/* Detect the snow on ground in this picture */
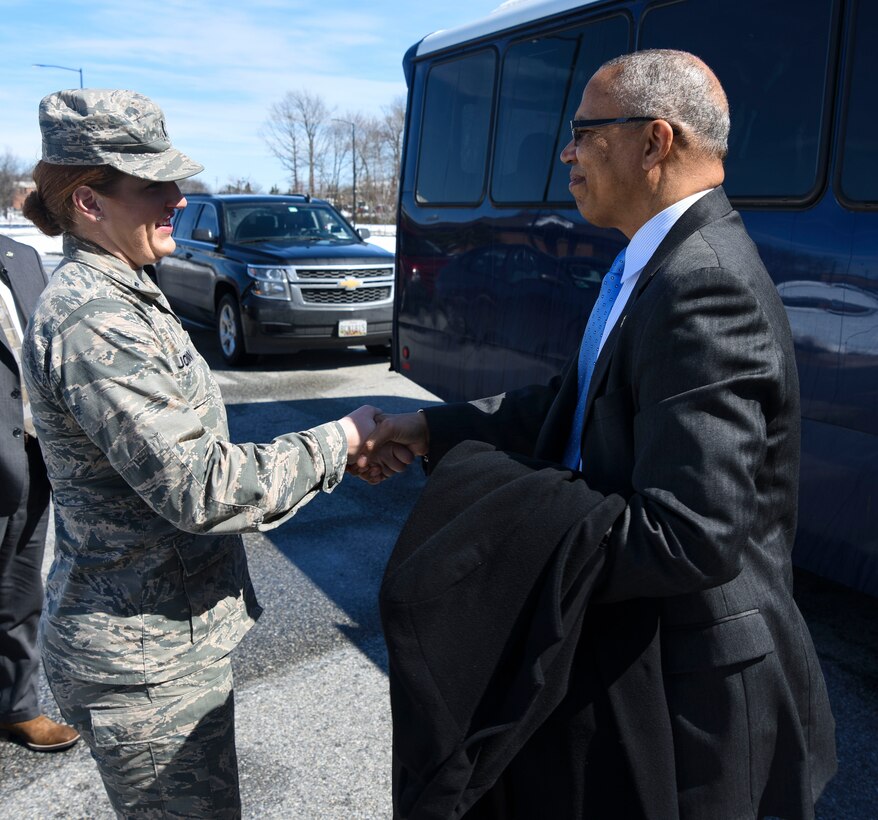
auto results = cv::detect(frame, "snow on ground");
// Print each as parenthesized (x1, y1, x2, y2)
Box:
(1, 216, 63, 261)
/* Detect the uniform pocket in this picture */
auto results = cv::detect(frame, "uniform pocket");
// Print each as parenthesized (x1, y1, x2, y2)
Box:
(177, 536, 247, 644)
(90, 699, 179, 748)
(172, 532, 237, 578)
(88, 659, 237, 814)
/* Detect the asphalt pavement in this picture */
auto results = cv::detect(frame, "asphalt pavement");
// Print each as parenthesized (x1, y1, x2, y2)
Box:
(0, 332, 876, 819)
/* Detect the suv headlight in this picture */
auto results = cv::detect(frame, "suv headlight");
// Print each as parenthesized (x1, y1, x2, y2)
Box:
(247, 265, 292, 300)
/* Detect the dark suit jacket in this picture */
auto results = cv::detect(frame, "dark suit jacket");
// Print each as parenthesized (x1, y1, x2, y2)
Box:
(423, 188, 837, 818)
(0, 234, 50, 515)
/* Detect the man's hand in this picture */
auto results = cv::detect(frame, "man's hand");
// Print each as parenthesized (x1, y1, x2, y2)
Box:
(359, 412, 429, 466)
(345, 411, 430, 484)
(346, 441, 415, 484)
(340, 407, 422, 483)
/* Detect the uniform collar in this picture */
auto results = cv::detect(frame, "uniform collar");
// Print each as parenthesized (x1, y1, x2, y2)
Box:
(63, 233, 164, 300)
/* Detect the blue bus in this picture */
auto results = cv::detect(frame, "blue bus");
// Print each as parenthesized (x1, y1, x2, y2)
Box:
(392, 0, 878, 595)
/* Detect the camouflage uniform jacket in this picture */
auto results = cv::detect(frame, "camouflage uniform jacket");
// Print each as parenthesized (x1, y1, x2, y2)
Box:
(23, 234, 348, 684)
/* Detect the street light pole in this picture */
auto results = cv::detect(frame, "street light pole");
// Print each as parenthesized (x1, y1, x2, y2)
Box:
(332, 118, 356, 226)
(33, 63, 84, 88)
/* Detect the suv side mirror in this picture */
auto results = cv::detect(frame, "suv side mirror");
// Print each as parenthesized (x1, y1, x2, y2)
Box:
(357, 227, 371, 240)
(192, 228, 217, 243)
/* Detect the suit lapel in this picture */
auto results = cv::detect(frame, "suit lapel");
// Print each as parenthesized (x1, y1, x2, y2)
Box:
(583, 188, 735, 415)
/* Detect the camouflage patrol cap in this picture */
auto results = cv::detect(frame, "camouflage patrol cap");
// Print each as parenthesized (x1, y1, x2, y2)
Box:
(39, 89, 204, 181)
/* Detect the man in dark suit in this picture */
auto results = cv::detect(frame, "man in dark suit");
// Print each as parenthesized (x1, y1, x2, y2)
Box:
(362, 49, 836, 817)
(0, 233, 79, 752)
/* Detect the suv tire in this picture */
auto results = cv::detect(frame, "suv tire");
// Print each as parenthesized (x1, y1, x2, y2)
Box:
(216, 294, 252, 366)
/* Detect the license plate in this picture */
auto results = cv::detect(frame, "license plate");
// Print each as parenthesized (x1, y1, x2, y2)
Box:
(339, 319, 367, 337)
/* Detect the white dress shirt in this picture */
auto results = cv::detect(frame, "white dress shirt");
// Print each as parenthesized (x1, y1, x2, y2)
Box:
(0, 275, 26, 342)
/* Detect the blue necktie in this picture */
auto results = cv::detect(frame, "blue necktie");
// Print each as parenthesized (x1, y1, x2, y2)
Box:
(562, 248, 626, 470)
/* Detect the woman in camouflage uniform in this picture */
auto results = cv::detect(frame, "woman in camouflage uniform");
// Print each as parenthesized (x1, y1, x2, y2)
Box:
(20, 89, 401, 819)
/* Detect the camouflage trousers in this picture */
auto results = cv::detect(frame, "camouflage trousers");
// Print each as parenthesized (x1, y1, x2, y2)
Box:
(43, 652, 240, 819)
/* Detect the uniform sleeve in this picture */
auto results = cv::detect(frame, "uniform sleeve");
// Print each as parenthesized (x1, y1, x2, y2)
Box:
(50, 298, 347, 534)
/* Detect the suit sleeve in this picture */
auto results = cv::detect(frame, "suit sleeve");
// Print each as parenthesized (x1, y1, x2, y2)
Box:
(423, 365, 570, 466)
(596, 263, 790, 602)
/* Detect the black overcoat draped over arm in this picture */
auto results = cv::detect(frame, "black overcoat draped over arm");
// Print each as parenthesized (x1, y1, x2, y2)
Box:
(380, 440, 658, 819)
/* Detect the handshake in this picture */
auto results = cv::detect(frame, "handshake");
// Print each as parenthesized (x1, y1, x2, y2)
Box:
(338, 406, 429, 484)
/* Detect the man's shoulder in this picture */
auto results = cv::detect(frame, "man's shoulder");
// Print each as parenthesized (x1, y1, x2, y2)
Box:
(640, 188, 745, 278)
(693, 210, 760, 267)
(651, 233, 762, 308)
(0, 232, 29, 251)
(667, 194, 759, 270)
(0, 233, 41, 265)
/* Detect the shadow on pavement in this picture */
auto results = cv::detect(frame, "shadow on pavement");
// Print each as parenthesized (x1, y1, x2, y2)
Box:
(225, 393, 436, 686)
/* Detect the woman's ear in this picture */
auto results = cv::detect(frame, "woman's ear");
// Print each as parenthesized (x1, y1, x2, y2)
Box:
(72, 185, 104, 223)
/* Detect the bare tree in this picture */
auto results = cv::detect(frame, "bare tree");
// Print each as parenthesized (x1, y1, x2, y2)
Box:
(328, 111, 368, 217)
(179, 177, 211, 194)
(262, 89, 334, 196)
(219, 177, 263, 194)
(354, 112, 382, 217)
(261, 91, 407, 220)
(321, 120, 352, 206)
(348, 98, 406, 219)
(379, 97, 406, 215)
(0, 150, 28, 218)
(381, 97, 406, 191)
(262, 95, 301, 193)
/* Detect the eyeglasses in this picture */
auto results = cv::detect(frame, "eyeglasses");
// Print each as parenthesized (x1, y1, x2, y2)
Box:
(570, 116, 657, 143)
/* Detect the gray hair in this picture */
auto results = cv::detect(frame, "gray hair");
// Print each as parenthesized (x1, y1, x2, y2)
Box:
(601, 49, 730, 160)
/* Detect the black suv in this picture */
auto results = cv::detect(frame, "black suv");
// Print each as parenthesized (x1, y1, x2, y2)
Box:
(155, 194, 395, 364)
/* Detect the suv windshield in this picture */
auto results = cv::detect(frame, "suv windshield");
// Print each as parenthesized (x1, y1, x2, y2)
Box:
(225, 203, 359, 245)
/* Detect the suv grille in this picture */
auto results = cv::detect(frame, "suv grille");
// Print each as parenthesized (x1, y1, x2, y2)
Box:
(302, 287, 392, 304)
(295, 266, 392, 280)
(291, 263, 394, 306)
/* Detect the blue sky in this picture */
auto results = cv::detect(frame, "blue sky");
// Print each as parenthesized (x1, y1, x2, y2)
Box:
(2, 0, 502, 192)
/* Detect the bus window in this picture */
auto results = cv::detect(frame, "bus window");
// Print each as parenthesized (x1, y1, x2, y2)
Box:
(839, 0, 878, 204)
(492, 36, 578, 203)
(415, 50, 496, 205)
(495, 16, 631, 205)
(640, 0, 837, 200)
(546, 15, 631, 202)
